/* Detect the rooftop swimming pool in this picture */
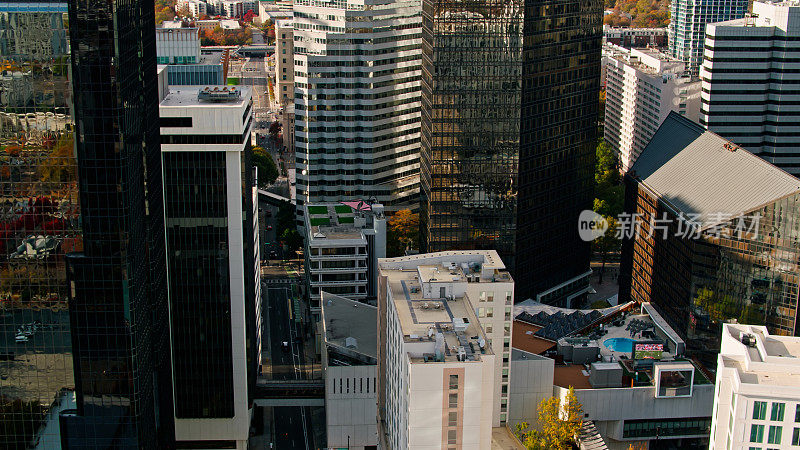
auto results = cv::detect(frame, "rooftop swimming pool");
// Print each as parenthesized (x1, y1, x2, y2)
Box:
(604, 337, 635, 353)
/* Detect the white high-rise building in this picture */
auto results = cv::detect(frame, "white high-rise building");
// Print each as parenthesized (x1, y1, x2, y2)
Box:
(603, 44, 701, 173)
(158, 73, 261, 449)
(710, 324, 800, 450)
(177, 0, 208, 18)
(292, 0, 422, 212)
(377, 251, 514, 449)
(700, 1, 800, 176)
(668, 0, 748, 78)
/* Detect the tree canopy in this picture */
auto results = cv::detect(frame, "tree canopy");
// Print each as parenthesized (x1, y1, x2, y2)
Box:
(386, 209, 419, 257)
(252, 146, 279, 188)
(515, 387, 584, 450)
(604, 0, 670, 28)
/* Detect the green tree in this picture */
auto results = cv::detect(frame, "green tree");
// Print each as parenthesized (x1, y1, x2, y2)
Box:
(386, 209, 419, 257)
(592, 216, 619, 283)
(252, 146, 279, 187)
(281, 227, 303, 253)
(516, 387, 584, 450)
(594, 140, 624, 218)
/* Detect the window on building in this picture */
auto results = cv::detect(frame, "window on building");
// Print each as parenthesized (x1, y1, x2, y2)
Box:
(449, 374, 458, 390)
(768, 426, 782, 444)
(449, 393, 457, 408)
(754, 401, 767, 420)
(505, 291, 512, 304)
(792, 427, 800, 445)
(485, 325, 492, 334)
(448, 412, 457, 427)
(795, 404, 800, 422)
(772, 403, 786, 421)
(486, 307, 493, 318)
(479, 291, 486, 302)
(751, 424, 765, 443)
(447, 430, 456, 445)
(478, 307, 485, 318)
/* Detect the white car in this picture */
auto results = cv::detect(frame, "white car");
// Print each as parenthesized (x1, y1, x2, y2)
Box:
(15, 335, 29, 342)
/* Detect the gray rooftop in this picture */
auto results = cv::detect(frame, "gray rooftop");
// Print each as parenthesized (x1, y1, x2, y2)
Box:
(630, 112, 800, 228)
(321, 292, 377, 360)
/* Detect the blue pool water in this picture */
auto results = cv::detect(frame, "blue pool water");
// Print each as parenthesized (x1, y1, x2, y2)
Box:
(604, 337, 635, 353)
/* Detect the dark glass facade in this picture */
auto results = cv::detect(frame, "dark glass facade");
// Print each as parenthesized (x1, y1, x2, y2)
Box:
(0, 2, 79, 447)
(59, 0, 175, 447)
(515, 1, 601, 302)
(419, 0, 523, 264)
(164, 151, 234, 418)
(420, 0, 602, 303)
(620, 178, 800, 369)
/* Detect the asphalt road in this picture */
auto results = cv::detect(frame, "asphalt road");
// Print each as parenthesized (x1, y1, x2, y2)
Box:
(263, 283, 312, 449)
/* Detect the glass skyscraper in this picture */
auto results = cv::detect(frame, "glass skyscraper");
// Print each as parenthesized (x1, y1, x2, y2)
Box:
(668, 0, 748, 78)
(58, 0, 175, 447)
(420, 0, 602, 303)
(0, 2, 79, 447)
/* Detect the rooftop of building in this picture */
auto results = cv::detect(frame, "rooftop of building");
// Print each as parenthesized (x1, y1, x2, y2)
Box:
(159, 85, 251, 108)
(156, 27, 199, 36)
(603, 43, 686, 76)
(629, 112, 800, 229)
(720, 324, 800, 386)
(305, 202, 384, 243)
(380, 250, 512, 283)
(381, 252, 505, 363)
(512, 301, 707, 389)
(320, 292, 377, 360)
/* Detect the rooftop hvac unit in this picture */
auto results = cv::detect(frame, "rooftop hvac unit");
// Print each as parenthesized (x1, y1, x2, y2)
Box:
(457, 346, 467, 361)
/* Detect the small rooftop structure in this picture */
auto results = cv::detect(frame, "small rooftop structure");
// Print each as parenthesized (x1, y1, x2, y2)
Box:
(198, 85, 241, 102)
(720, 323, 800, 387)
(159, 85, 250, 107)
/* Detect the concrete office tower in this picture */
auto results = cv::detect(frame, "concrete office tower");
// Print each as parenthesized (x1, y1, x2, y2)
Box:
(420, 0, 602, 305)
(321, 292, 379, 450)
(0, 2, 79, 447)
(303, 202, 386, 313)
(701, 1, 800, 176)
(668, 0, 748, 78)
(711, 324, 800, 449)
(603, 45, 701, 173)
(292, 0, 422, 212)
(619, 112, 800, 370)
(59, 0, 176, 446)
(275, 17, 294, 107)
(159, 81, 261, 449)
(377, 251, 514, 448)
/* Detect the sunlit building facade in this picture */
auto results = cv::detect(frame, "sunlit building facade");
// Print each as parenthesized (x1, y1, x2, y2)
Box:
(620, 113, 800, 370)
(0, 2, 79, 447)
(420, 0, 602, 303)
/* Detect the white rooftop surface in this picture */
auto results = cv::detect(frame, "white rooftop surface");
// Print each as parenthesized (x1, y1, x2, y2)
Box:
(380, 250, 512, 284)
(720, 324, 800, 387)
(321, 292, 377, 359)
(160, 85, 251, 108)
(382, 265, 494, 363)
(630, 112, 800, 228)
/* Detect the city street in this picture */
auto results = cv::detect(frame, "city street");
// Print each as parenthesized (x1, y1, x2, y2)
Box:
(260, 280, 315, 449)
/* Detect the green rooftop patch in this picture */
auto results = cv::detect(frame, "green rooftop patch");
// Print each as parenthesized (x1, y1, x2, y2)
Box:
(334, 205, 352, 214)
(310, 217, 330, 226)
(307, 206, 328, 215)
(338, 216, 354, 224)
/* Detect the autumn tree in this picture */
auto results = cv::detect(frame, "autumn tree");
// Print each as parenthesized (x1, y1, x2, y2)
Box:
(386, 209, 419, 257)
(268, 121, 282, 145)
(515, 387, 584, 450)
